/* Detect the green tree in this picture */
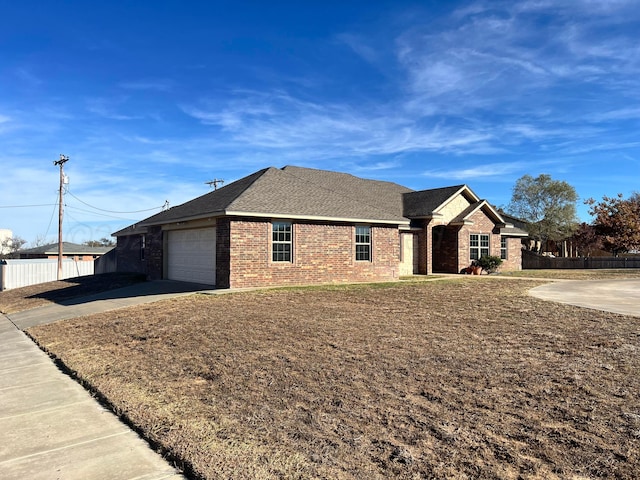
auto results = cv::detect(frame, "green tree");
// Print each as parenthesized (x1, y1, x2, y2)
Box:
(507, 174, 579, 252)
(586, 193, 640, 256)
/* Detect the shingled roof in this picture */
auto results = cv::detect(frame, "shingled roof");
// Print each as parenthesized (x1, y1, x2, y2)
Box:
(126, 166, 412, 230)
(18, 242, 113, 255)
(114, 166, 527, 236)
(403, 185, 474, 218)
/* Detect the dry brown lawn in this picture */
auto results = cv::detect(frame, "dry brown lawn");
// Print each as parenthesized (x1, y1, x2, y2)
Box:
(25, 274, 640, 479)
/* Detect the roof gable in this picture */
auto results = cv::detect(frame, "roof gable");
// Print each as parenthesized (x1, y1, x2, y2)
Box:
(403, 185, 479, 218)
(449, 200, 505, 225)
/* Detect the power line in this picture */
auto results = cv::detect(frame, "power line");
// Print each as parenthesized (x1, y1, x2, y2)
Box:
(0, 203, 57, 208)
(65, 190, 166, 214)
(65, 204, 144, 221)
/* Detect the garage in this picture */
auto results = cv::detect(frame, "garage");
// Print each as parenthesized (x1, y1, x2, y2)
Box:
(167, 228, 216, 285)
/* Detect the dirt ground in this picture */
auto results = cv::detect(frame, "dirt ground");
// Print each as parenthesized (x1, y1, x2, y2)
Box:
(26, 275, 640, 479)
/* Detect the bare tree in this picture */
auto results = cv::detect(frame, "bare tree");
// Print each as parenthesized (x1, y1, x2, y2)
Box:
(0, 236, 27, 259)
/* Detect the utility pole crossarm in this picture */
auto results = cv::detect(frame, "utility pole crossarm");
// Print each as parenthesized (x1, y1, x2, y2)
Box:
(205, 178, 225, 190)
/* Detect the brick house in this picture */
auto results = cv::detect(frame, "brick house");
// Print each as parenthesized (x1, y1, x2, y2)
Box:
(113, 166, 527, 288)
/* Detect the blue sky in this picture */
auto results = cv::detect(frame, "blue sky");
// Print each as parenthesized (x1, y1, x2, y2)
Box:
(1, 0, 639, 245)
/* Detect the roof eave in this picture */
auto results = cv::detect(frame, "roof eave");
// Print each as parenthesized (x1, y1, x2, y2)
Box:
(225, 210, 410, 226)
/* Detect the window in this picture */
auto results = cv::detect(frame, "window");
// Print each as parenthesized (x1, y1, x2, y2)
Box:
(272, 222, 292, 262)
(500, 237, 508, 260)
(140, 235, 146, 261)
(355, 226, 371, 261)
(470, 234, 489, 260)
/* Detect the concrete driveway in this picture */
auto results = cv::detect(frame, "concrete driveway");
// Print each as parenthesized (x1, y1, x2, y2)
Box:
(530, 279, 640, 317)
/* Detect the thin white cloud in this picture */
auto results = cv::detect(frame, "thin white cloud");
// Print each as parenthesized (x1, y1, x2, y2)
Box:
(86, 98, 142, 121)
(423, 161, 527, 180)
(119, 80, 174, 92)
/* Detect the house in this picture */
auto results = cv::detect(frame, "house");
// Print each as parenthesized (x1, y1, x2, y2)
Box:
(113, 166, 527, 288)
(18, 242, 113, 261)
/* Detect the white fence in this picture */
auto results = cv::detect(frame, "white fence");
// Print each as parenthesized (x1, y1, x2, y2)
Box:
(0, 259, 95, 291)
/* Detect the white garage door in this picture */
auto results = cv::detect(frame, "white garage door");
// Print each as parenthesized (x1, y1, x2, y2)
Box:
(167, 228, 216, 285)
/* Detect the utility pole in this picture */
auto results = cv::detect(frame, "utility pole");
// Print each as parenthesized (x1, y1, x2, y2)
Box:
(54, 154, 69, 280)
(205, 179, 224, 190)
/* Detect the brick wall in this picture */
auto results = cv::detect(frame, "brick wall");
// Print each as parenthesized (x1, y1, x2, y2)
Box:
(501, 237, 523, 271)
(115, 234, 146, 275)
(458, 210, 522, 272)
(228, 219, 400, 288)
(115, 227, 163, 280)
(215, 218, 231, 288)
(145, 226, 163, 280)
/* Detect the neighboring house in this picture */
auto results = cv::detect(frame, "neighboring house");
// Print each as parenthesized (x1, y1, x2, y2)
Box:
(18, 242, 113, 261)
(113, 166, 527, 288)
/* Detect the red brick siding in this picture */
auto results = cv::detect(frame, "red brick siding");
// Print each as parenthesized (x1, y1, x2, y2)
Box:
(228, 219, 400, 288)
(215, 219, 231, 289)
(500, 237, 523, 271)
(115, 235, 146, 276)
(145, 226, 164, 280)
(457, 210, 522, 272)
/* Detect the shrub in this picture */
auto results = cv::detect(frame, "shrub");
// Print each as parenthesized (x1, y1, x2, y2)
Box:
(477, 255, 503, 273)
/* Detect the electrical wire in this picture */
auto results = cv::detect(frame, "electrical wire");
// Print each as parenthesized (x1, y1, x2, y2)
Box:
(0, 203, 57, 208)
(43, 193, 60, 241)
(65, 190, 166, 214)
(65, 204, 142, 221)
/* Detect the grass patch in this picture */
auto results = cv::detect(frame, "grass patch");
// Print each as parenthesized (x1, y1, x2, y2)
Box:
(27, 278, 640, 479)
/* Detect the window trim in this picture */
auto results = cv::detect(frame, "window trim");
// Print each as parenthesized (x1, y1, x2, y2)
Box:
(470, 233, 490, 261)
(355, 225, 372, 262)
(500, 237, 508, 260)
(271, 221, 293, 263)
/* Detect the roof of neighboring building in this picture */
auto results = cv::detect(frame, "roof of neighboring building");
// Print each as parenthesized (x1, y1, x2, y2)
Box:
(18, 242, 113, 255)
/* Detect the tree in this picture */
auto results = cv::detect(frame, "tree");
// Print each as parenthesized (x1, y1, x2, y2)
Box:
(83, 238, 115, 247)
(569, 222, 603, 257)
(0, 235, 27, 259)
(586, 193, 640, 256)
(507, 174, 579, 252)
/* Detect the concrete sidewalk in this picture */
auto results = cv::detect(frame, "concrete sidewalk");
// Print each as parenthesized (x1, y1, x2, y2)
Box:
(0, 281, 209, 480)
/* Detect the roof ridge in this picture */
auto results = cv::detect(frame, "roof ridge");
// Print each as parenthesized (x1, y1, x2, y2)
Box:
(279, 166, 410, 219)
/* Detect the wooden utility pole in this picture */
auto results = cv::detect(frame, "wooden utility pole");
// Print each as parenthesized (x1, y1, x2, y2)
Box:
(54, 154, 69, 280)
(205, 179, 224, 190)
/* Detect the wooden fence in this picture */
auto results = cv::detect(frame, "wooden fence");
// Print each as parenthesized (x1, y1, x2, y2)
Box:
(523, 250, 640, 269)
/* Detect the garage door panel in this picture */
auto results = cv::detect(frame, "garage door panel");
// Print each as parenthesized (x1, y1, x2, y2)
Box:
(167, 228, 216, 285)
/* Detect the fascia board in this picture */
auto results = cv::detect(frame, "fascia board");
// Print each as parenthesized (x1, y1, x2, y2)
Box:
(225, 210, 410, 226)
(140, 210, 410, 227)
